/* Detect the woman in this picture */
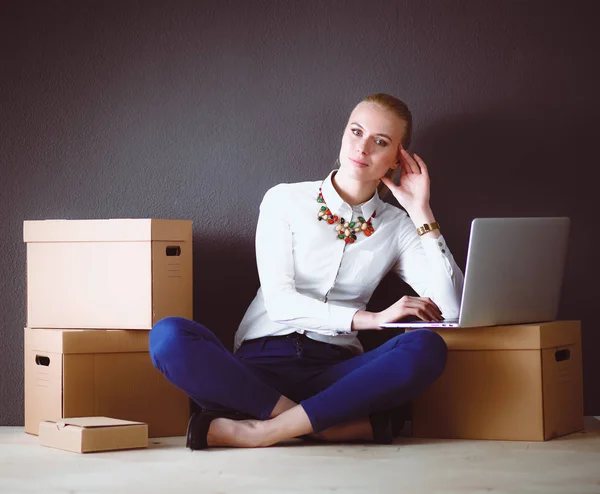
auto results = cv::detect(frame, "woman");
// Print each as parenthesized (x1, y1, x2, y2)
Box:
(149, 93, 464, 449)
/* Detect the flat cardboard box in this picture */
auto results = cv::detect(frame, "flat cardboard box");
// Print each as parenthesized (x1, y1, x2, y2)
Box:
(411, 320, 584, 441)
(24, 218, 193, 329)
(39, 417, 148, 453)
(25, 327, 190, 437)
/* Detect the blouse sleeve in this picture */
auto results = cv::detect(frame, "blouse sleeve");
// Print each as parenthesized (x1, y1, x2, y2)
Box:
(391, 214, 464, 319)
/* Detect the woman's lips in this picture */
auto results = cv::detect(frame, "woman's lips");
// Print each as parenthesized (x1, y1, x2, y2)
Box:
(350, 158, 368, 168)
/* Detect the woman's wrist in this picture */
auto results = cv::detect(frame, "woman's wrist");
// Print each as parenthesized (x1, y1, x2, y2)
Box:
(407, 204, 441, 239)
(351, 310, 380, 331)
(406, 203, 435, 227)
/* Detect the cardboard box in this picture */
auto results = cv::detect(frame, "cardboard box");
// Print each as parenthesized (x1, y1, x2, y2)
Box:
(411, 321, 584, 441)
(39, 417, 148, 453)
(24, 218, 193, 329)
(25, 327, 190, 437)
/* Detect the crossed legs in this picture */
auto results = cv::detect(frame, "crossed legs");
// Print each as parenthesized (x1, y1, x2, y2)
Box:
(149, 317, 446, 447)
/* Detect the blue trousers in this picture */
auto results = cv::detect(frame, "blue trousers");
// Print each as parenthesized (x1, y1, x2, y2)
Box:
(149, 317, 447, 433)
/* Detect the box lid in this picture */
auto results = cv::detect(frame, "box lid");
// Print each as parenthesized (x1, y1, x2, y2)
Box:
(23, 219, 192, 242)
(25, 327, 149, 354)
(423, 321, 581, 350)
(50, 417, 146, 428)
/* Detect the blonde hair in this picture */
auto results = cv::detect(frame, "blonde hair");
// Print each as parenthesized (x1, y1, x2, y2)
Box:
(361, 93, 413, 197)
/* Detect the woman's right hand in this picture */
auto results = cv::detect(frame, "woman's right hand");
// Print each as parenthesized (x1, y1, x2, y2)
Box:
(377, 296, 443, 325)
(351, 296, 444, 331)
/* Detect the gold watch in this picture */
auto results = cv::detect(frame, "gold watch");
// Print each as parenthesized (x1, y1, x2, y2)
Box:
(416, 221, 440, 236)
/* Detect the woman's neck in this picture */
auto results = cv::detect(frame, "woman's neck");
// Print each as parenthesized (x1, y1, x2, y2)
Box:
(331, 171, 377, 206)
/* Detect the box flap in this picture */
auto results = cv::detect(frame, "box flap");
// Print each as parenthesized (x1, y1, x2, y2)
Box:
(25, 327, 149, 354)
(420, 321, 581, 350)
(24, 219, 192, 242)
(47, 417, 146, 429)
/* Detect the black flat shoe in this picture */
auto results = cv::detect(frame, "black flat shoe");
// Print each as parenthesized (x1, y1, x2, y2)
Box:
(369, 410, 394, 444)
(186, 409, 254, 450)
(369, 404, 411, 444)
(390, 404, 410, 437)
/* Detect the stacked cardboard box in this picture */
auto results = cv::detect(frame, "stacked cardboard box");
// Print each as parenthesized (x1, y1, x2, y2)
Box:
(23, 219, 193, 438)
(410, 321, 585, 441)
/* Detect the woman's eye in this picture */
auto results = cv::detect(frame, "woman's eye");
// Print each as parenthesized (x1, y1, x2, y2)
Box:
(351, 128, 362, 136)
(375, 139, 388, 147)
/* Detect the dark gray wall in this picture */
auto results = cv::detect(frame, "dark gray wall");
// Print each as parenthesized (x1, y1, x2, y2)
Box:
(2, 0, 598, 425)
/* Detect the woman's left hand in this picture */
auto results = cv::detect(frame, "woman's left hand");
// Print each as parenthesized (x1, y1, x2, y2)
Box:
(380, 146, 431, 213)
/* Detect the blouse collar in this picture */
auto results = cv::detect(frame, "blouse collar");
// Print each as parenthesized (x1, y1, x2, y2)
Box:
(320, 169, 381, 221)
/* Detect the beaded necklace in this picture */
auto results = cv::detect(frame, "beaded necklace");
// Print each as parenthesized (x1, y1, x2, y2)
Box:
(316, 188, 376, 244)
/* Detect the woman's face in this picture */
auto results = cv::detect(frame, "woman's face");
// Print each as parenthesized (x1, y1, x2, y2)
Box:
(338, 102, 406, 184)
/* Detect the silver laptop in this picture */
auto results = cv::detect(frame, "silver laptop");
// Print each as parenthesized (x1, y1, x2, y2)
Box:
(379, 217, 570, 329)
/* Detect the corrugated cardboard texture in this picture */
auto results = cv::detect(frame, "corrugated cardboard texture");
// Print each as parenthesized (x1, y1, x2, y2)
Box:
(542, 344, 585, 440)
(25, 328, 190, 437)
(152, 240, 193, 323)
(62, 353, 189, 437)
(25, 327, 150, 354)
(24, 219, 192, 242)
(412, 321, 584, 441)
(79, 425, 147, 453)
(151, 220, 193, 243)
(24, 349, 62, 438)
(25, 218, 193, 329)
(413, 350, 545, 440)
(27, 241, 153, 329)
(423, 321, 581, 351)
(39, 417, 148, 453)
(39, 420, 88, 453)
(56, 417, 145, 427)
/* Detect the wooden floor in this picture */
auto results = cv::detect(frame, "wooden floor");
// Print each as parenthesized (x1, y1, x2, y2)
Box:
(1, 418, 599, 494)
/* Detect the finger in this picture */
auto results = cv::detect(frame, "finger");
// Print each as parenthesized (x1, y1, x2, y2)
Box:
(426, 303, 443, 321)
(400, 149, 418, 174)
(415, 299, 443, 321)
(413, 153, 429, 179)
(400, 148, 420, 174)
(424, 297, 442, 314)
(395, 146, 408, 177)
(399, 163, 408, 178)
(423, 306, 442, 322)
(415, 308, 434, 322)
(406, 301, 440, 322)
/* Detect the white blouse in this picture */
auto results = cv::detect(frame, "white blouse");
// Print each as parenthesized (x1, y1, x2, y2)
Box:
(233, 170, 464, 355)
